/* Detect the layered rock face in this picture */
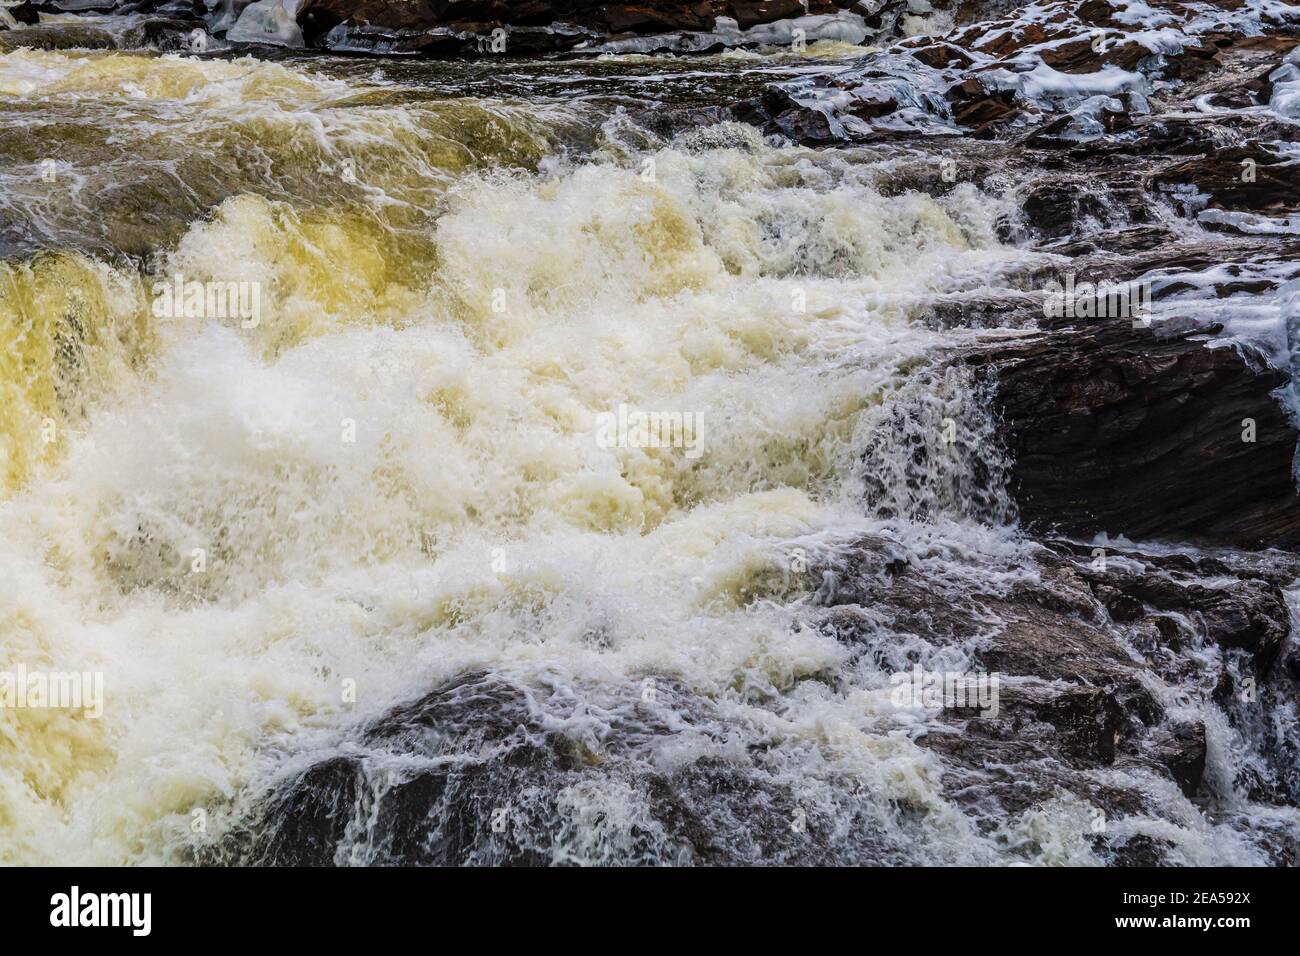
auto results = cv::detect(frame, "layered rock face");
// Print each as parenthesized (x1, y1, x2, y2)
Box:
(974, 319, 1300, 549)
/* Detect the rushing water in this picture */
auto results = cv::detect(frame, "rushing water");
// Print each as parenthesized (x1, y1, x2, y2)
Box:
(0, 16, 1294, 865)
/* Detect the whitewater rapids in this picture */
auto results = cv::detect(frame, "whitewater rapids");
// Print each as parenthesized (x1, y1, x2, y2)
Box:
(0, 36, 1288, 865)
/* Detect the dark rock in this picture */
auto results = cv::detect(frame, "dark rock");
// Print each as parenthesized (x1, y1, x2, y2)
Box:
(207, 670, 905, 865)
(131, 16, 210, 49)
(1157, 144, 1300, 216)
(1194, 581, 1291, 671)
(292, 0, 864, 52)
(1019, 179, 1127, 238)
(969, 319, 1300, 549)
(724, 0, 807, 28)
(1097, 586, 1144, 623)
(815, 529, 1300, 849)
(209, 672, 577, 865)
(6, 1, 41, 23)
(1149, 721, 1207, 797)
(1107, 833, 1178, 866)
(29, 0, 118, 11)
(948, 80, 1020, 132)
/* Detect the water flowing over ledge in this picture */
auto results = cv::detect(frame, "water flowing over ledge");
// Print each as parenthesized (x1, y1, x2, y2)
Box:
(1, 0, 1299, 866)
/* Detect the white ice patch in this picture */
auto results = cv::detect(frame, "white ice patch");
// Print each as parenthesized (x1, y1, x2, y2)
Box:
(984, 60, 1149, 112)
(1268, 47, 1300, 118)
(1198, 208, 1300, 235)
(594, 12, 869, 54)
(226, 0, 304, 49)
(1058, 94, 1127, 140)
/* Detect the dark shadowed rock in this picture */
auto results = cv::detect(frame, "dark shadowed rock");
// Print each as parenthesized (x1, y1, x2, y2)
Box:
(5, 1, 41, 23)
(969, 319, 1300, 549)
(1149, 721, 1207, 797)
(206, 671, 905, 865)
(1157, 144, 1300, 216)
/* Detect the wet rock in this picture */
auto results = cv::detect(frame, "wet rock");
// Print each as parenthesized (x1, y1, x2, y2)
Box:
(724, 0, 808, 28)
(4, 1, 41, 23)
(743, 49, 961, 143)
(131, 16, 211, 48)
(1001, 682, 1127, 765)
(1193, 581, 1291, 670)
(208, 670, 903, 865)
(744, 0, 1300, 143)
(949, 86, 1020, 132)
(1095, 586, 1144, 623)
(210, 672, 576, 865)
(1107, 833, 1178, 866)
(231, 756, 363, 866)
(818, 532, 1300, 860)
(1051, 537, 1300, 693)
(289, 0, 870, 53)
(969, 319, 1300, 549)
(29, 0, 118, 11)
(1017, 177, 1140, 238)
(1157, 144, 1300, 216)
(1148, 721, 1207, 797)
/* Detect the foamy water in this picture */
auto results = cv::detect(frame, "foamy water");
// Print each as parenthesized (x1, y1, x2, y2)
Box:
(0, 39, 1293, 865)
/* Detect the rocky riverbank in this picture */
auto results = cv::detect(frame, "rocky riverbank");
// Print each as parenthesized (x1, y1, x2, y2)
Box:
(15, 0, 942, 52)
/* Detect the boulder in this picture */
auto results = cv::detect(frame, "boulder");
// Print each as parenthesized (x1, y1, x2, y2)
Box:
(970, 319, 1300, 549)
(3, 1, 41, 23)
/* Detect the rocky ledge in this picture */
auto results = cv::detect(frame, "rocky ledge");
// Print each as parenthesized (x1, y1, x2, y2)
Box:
(733, 0, 1300, 548)
(973, 317, 1300, 549)
(742, 0, 1300, 142)
(18, 0, 949, 53)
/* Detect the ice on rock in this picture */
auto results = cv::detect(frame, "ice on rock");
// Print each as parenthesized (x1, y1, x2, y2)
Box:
(1283, 278, 1300, 429)
(205, 0, 247, 34)
(596, 12, 869, 54)
(1059, 94, 1128, 140)
(226, 0, 305, 48)
(986, 60, 1149, 112)
(1268, 46, 1300, 118)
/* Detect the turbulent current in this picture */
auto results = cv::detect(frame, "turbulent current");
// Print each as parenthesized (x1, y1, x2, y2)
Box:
(1, 12, 1297, 866)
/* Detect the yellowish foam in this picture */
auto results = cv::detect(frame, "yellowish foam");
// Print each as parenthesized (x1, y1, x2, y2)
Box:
(0, 49, 1029, 863)
(0, 254, 149, 491)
